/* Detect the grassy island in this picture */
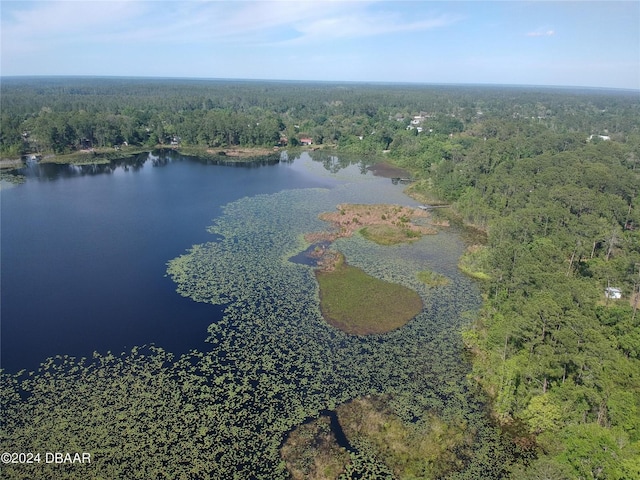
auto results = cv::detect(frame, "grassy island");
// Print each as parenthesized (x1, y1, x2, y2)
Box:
(315, 254, 423, 335)
(307, 204, 431, 335)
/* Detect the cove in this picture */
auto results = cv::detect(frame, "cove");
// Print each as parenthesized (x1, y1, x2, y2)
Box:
(0, 150, 337, 372)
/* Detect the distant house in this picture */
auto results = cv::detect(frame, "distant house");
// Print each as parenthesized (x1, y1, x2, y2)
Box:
(23, 154, 41, 163)
(605, 287, 622, 299)
(299, 137, 313, 146)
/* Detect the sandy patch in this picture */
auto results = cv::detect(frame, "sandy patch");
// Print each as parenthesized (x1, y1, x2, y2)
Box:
(305, 203, 436, 244)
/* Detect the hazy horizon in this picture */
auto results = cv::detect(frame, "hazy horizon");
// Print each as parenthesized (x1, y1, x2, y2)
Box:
(3, 74, 639, 94)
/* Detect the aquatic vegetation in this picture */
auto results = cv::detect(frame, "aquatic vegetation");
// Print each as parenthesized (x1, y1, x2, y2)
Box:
(336, 395, 475, 479)
(281, 415, 350, 480)
(316, 253, 423, 335)
(416, 269, 451, 287)
(338, 450, 396, 480)
(1, 164, 514, 479)
(0, 172, 25, 188)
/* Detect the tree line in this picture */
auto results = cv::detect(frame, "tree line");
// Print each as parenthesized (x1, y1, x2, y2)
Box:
(2, 77, 638, 158)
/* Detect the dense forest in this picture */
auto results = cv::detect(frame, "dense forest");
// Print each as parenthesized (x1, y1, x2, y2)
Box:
(418, 117, 640, 479)
(390, 91, 640, 478)
(1, 77, 638, 156)
(2, 77, 640, 478)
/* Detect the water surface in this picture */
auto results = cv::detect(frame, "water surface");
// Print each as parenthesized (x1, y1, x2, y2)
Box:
(1, 151, 338, 372)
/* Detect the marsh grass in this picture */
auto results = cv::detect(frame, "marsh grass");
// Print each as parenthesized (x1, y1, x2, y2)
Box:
(281, 415, 350, 480)
(360, 224, 422, 246)
(336, 395, 474, 479)
(416, 269, 451, 287)
(457, 245, 491, 281)
(315, 254, 423, 335)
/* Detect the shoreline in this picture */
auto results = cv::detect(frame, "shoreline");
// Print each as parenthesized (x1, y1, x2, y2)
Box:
(0, 145, 296, 169)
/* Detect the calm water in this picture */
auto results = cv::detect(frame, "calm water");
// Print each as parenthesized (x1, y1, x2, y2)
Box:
(1, 150, 346, 372)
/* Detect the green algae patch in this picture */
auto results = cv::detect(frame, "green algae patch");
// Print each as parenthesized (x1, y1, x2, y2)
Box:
(315, 254, 423, 335)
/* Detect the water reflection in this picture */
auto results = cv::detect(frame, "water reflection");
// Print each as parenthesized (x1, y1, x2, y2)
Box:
(10, 148, 406, 185)
(13, 152, 150, 180)
(307, 149, 376, 174)
(9, 149, 285, 181)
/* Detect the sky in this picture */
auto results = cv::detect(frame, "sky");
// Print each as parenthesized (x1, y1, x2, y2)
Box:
(1, 1, 638, 90)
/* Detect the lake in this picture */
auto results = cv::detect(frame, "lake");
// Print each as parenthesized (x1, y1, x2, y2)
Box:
(1, 151, 350, 372)
(1, 150, 408, 373)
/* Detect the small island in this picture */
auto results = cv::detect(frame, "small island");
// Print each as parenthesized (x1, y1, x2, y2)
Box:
(306, 203, 437, 335)
(306, 203, 437, 245)
(315, 253, 423, 335)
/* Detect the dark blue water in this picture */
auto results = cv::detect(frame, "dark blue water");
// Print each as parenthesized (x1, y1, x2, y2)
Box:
(1, 150, 336, 372)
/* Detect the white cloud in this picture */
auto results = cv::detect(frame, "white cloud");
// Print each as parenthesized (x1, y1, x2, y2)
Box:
(2, 1, 458, 51)
(289, 11, 458, 43)
(526, 28, 555, 37)
(1, 1, 149, 53)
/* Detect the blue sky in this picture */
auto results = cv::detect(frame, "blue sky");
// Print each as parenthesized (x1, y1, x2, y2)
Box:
(1, 1, 638, 89)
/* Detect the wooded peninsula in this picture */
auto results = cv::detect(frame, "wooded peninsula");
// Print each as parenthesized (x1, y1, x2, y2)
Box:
(1, 77, 639, 479)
